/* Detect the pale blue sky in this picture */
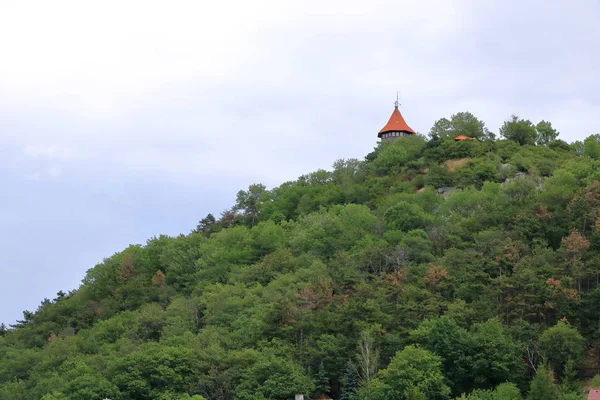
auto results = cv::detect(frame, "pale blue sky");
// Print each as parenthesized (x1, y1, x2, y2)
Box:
(1, 0, 599, 324)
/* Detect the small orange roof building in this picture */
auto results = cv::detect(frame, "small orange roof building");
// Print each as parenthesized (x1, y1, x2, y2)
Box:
(378, 96, 415, 141)
(455, 135, 476, 141)
(589, 389, 600, 400)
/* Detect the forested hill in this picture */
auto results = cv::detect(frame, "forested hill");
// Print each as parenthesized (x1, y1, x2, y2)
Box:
(3, 113, 600, 400)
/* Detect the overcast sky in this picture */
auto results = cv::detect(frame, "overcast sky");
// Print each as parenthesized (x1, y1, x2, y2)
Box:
(0, 0, 599, 325)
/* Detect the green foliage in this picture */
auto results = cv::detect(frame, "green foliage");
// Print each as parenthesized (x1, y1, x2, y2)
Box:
(539, 322, 586, 376)
(560, 393, 583, 400)
(500, 115, 537, 146)
(536, 120, 559, 145)
(340, 362, 360, 400)
(441, 139, 488, 159)
(453, 158, 499, 188)
(111, 343, 195, 399)
(1, 113, 598, 399)
(527, 364, 560, 400)
(411, 317, 521, 396)
(489, 383, 522, 400)
(459, 382, 521, 400)
(371, 135, 426, 175)
(234, 183, 268, 227)
(549, 139, 571, 151)
(429, 111, 490, 140)
(425, 165, 453, 188)
(232, 347, 314, 400)
(538, 169, 577, 211)
(470, 319, 523, 388)
(584, 134, 600, 160)
(360, 345, 450, 400)
(560, 359, 581, 395)
(384, 201, 432, 232)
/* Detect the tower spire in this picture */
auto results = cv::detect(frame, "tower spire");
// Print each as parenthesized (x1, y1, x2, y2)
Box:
(378, 92, 414, 141)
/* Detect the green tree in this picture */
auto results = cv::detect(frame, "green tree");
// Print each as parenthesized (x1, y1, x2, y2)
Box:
(196, 213, 217, 236)
(560, 359, 581, 395)
(535, 120, 559, 145)
(354, 331, 380, 385)
(500, 115, 537, 146)
(453, 158, 499, 188)
(234, 183, 268, 226)
(362, 345, 450, 400)
(410, 316, 473, 395)
(0, 381, 28, 400)
(527, 364, 560, 400)
(111, 343, 196, 399)
(425, 165, 453, 188)
(340, 362, 360, 400)
(539, 322, 586, 376)
(461, 382, 522, 400)
(470, 319, 523, 389)
(429, 111, 490, 140)
(384, 201, 431, 232)
(316, 360, 331, 395)
(549, 139, 571, 151)
(583, 134, 600, 160)
(61, 373, 120, 400)
(492, 383, 522, 400)
(370, 135, 426, 175)
(232, 348, 314, 400)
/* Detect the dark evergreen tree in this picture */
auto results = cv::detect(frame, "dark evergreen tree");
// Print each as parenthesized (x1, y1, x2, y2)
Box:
(339, 362, 359, 400)
(196, 213, 217, 236)
(315, 360, 331, 395)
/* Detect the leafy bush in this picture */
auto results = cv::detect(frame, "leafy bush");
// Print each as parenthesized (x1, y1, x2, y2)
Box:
(454, 158, 499, 188)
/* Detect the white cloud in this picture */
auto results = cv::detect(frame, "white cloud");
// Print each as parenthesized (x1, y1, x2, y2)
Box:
(24, 172, 41, 181)
(0, 0, 481, 182)
(23, 145, 74, 161)
(0, 0, 262, 114)
(0, 0, 468, 115)
(48, 166, 63, 178)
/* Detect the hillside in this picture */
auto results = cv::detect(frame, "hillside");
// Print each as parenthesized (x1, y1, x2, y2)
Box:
(2, 113, 600, 400)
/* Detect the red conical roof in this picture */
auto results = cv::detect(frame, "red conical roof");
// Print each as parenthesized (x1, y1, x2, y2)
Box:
(378, 106, 415, 138)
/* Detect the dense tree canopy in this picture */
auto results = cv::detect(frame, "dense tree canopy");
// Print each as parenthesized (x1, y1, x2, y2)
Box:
(535, 121, 560, 145)
(500, 115, 538, 146)
(584, 134, 600, 160)
(429, 112, 491, 141)
(1, 111, 599, 399)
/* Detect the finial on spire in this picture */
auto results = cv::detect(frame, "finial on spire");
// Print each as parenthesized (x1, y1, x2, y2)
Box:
(394, 91, 400, 109)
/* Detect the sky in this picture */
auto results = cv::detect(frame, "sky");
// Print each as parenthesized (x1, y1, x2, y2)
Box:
(0, 0, 599, 325)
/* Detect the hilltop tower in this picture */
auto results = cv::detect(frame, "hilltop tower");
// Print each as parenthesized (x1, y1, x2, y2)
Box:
(378, 93, 415, 141)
